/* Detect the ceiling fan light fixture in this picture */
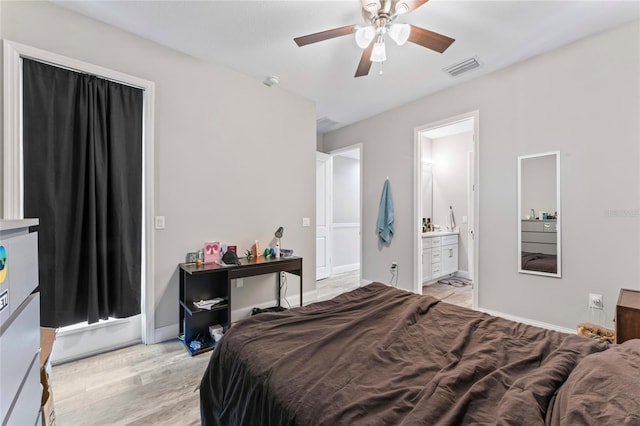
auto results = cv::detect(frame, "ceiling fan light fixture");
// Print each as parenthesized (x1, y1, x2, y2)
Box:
(355, 26, 376, 48)
(362, 0, 381, 13)
(370, 39, 387, 62)
(388, 23, 410, 45)
(394, 1, 410, 15)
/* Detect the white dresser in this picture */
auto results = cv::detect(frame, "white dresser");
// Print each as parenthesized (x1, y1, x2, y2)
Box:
(0, 219, 40, 426)
(422, 232, 458, 284)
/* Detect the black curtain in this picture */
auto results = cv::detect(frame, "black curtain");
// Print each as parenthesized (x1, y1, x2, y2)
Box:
(23, 59, 143, 327)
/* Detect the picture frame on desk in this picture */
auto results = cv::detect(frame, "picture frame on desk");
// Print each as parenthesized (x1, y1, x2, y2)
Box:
(204, 241, 220, 264)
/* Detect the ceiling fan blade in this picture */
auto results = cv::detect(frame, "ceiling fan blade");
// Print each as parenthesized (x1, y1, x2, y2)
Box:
(355, 44, 374, 77)
(294, 25, 356, 47)
(407, 25, 455, 53)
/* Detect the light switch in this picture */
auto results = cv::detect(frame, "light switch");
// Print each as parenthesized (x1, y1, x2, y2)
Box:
(155, 216, 165, 229)
(302, 217, 311, 227)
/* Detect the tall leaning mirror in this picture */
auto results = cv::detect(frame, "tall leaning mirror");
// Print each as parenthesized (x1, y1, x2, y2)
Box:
(517, 151, 561, 277)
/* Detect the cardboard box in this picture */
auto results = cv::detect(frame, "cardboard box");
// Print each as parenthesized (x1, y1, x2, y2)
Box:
(40, 368, 55, 426)
(40, 327, 57, 426)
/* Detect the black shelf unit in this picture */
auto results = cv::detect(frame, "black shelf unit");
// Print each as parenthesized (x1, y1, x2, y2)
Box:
(178, 256, 303, 356)
(179, 265, 231, 356)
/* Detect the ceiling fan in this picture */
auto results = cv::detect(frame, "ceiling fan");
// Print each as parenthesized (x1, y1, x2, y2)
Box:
(294, 0, 455, 77)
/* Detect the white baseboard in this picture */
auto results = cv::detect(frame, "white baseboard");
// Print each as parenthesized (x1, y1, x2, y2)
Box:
(478, 308, 576, 334)
(51, 316, 142, 365)
(154, 323, 179, 343)
(455, 270, 471, 280)
(331, 263, 360, 275)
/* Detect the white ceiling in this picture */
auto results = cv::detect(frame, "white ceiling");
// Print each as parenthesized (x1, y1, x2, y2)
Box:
(55, 0, 640, 133)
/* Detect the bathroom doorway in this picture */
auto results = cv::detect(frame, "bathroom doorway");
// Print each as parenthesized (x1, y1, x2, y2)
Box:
(413, 112, 479, 309)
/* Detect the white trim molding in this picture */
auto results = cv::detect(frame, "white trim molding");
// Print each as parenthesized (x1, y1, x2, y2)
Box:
(3, 40, 157, 345)
(413, 111, 480, 311)
(332, 263, 360, 275)
(478, 308, 575, 335)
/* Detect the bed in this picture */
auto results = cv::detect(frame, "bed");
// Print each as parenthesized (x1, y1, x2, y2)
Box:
(200, 282, 640, 425)
(521, 252, 557, 274)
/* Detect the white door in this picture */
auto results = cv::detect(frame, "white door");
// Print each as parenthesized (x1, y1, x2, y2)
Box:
(316, 152, 332, 280)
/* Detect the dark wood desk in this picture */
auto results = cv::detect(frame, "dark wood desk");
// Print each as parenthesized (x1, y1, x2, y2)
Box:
(178, 256, 303, 355)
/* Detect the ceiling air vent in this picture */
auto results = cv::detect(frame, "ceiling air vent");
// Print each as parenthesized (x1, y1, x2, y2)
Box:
(316, 117, 339, 134)
(443, 56, 481, 77)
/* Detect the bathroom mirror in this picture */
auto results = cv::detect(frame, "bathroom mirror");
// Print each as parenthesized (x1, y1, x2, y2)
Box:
(517, 152, 561, 277)
(422, 163, 433, 227)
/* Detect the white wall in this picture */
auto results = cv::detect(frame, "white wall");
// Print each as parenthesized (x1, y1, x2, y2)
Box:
(332, 155, 360, 272)
(0, 1, 316, 333)
(323, 21, 640, 330)
(316, 132, 325, 152)
(431, 131, 473, 273)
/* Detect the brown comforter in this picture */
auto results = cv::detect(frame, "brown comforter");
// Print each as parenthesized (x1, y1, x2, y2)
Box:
(200, 282, 609, 425)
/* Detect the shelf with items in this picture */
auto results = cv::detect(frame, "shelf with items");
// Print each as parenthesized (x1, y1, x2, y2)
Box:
(179, 266, 230, 356)
(179, 299, 229, 316)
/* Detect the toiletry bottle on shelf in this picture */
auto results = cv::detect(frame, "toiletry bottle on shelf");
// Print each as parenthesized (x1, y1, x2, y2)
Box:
(422, 218, 427, 233)
(427, 218, 432, 232)
(530, 208, 535, 219)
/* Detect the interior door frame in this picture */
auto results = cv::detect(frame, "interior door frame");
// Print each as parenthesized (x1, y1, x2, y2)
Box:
(316, 151, 332, 280)
(328, 143, 363, 285)
(3, 40, 157, 344)
(413, 111, 480, 309)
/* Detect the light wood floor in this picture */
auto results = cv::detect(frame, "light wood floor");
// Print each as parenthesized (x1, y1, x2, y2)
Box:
(53, 274, 471, 425)
(316, 269, 360, 300)
(53, 340, 209, 426)
(422, 279, 473, 309)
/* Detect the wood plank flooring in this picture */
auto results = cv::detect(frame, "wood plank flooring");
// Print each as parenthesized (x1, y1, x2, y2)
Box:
(53, 275, 471, 426)
(52, 340, 209, 426)
(422, 279, 473, 309)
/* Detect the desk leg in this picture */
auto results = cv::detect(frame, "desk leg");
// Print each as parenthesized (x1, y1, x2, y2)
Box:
(277, 272, 281, 308)
(299, 268, 303, 307)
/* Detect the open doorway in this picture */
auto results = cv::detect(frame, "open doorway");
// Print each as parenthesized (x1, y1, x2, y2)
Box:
(316, 144, 362, 301)
(413, 112, 479, 310)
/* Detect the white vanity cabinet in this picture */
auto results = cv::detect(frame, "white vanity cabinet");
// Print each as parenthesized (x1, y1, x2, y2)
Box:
(441, 235, 459, 276)
(422, 232, 458, 284)
(421, 240, 432, 283)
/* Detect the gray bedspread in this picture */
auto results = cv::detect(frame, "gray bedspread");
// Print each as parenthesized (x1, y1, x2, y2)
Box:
(200, 282, 609, 425)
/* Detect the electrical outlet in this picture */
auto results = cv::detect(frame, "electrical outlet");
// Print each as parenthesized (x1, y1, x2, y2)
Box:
(589, 293, 603, 309)
(390, 261, 398, 271)
(236, 278, 244, 288)
(154, 215, 165, 229)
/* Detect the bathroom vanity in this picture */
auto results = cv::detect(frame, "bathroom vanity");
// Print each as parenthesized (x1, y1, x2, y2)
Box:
(422, 232, 458, 284)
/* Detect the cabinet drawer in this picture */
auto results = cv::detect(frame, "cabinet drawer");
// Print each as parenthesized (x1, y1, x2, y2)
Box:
(442, 235, 458, 245)
(431, 250, 441, 262)
(432, 264, 441, 277)
(422, 237, 432, 249)
(0, 293, 40, 421)
(430, 237, 442, 246)
(4, 353, 40, 426)
(0, 232, 39, 326)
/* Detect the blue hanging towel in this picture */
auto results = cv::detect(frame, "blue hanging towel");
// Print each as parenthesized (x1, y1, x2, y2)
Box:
(376, 179, 394, 243)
